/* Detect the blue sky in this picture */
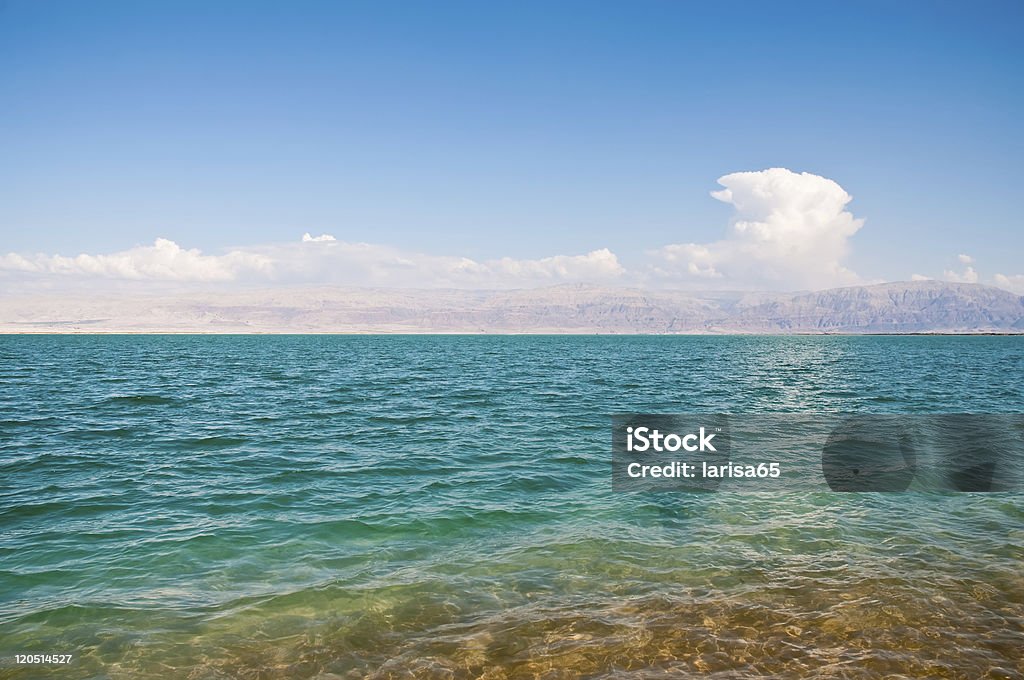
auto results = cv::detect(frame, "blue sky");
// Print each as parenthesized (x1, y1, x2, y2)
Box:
(2, 0, 1023, 291)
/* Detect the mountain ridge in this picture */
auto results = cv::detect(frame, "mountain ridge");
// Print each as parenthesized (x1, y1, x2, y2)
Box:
(1, 280, 1022, 334)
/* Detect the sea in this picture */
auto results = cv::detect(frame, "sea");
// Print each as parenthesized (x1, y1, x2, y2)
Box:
(1, 335, 1022, 679)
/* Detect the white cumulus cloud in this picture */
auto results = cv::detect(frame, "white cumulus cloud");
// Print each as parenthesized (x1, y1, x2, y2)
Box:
(993, 273, 1024, 294)
(0, 235, 623, 290)
(942, 254, 979, 284)
(649, 168, 864, 290)
(943, 265, 979, 284)
(918, 254, 1021, 293)
(0, 238, 271, 282)
(259, 238, 624, 288)
(301, 232, 337, 243)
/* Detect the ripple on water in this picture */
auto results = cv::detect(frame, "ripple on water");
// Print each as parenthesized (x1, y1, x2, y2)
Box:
(0, 335, 1022, 678)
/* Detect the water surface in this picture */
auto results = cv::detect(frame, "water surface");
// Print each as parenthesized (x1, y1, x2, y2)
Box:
(1, 335, 1022, 678)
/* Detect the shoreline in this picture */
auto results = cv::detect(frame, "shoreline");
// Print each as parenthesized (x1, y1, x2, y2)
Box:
(2, 330, 1023, 336)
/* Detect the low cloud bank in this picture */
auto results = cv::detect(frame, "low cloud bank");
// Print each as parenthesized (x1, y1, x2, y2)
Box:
(263, 239, 625, 288)
(0, 238, 271, 282)
(3, 169, 1021, 294)
(0, 236, 624, 290)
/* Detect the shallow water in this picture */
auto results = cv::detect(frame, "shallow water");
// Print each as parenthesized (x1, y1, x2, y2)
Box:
(1, 335, 1022, 678)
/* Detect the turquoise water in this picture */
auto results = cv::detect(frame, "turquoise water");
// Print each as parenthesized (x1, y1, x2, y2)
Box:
(1, 335, 1022, 679)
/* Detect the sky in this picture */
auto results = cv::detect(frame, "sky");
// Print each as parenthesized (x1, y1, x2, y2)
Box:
(2, 0, 1023, 292)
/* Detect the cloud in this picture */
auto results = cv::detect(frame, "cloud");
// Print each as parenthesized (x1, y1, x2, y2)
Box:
(301, 232, 337, 243)
(943, 265, 979, 284)
(911, 274, 932, 281)
(994, 273, 1024, 294)
(649, 168, 864, 290)
(7, 170, 1011, 295)
(0, 236, 623, 290)
(0, 238, 271, 282)
(920, 254, 1021, 293)
(653, 243, 722, 279)
(488, 249, 623, 281)
(942, 254, 979, 284)
(260, 239, 624, 288)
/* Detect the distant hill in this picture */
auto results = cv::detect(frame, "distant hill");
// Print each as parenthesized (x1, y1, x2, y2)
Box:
(1, 281, 1022, 333)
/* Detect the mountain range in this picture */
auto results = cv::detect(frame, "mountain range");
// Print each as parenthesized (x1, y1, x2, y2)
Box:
(1, 281, 1022, 334)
